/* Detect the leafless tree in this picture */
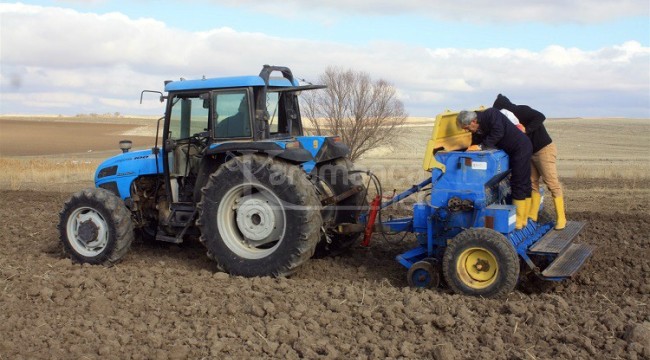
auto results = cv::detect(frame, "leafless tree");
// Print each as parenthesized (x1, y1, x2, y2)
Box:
(301, 67, 407, 162)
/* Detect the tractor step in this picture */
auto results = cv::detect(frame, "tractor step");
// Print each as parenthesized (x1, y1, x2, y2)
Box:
(542, 243, 594, 278)
(155, 232, 183, 244)
(528, 221, 586, 254)
(167, 203, 196, 227)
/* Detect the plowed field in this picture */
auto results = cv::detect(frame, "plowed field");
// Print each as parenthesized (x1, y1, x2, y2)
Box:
(1, 178, 649, 359)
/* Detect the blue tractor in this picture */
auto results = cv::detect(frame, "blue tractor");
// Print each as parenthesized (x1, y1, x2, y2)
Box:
(341, 109, 594, 297)
(58, 65, 366, 276)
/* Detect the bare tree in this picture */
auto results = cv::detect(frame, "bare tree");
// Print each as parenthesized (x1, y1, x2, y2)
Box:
(301, 67, 407, 162)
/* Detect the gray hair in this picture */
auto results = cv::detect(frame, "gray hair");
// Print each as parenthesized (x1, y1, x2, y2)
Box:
(457, 110, 477, 127)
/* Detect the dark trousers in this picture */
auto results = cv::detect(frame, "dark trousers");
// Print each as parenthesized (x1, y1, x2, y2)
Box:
(510, 149, 532, 200)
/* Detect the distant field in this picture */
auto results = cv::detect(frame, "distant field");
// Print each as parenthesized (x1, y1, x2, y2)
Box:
(356, 117, 650, 186)
(0, 115, 648, 191)
(0, 116, 159, 157)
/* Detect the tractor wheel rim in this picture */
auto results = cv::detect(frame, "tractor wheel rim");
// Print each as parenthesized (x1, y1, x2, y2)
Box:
(412, 268, 431, 286)
(456, 247, 498, 289)
(218, 183, 286, 259)
(66, 207, 109, 257)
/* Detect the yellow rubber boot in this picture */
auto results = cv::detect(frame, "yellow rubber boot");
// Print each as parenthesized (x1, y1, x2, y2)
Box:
(513, 199, 527, 230)
(529, 191, 541, 222)
(554, 197, 567, 230)
(524, 197, 531, 227)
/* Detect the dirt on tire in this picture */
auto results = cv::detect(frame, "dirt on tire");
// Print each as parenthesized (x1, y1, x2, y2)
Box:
(1, 178, 648, 359)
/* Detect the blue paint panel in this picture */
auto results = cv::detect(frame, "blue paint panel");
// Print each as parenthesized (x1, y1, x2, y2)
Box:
(94, 149, 163, 200)
(379, 218, 413, 233)
(484, 204, 516, 233)
(396, 247, 427, 268)
(301, 161, 316, 174)
(165, 76, 298, 92)
(295, 136, 329, 173)
(412, 202, 429, 233)
(430, 149, 509, 208)
(295, 136, 325, 157)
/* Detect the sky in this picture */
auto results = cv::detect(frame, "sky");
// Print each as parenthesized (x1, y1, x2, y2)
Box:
(1, 1, 649, 118)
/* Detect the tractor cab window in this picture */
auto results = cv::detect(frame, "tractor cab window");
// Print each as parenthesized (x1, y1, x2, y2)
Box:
(268, 90, 302, 137)
(267, 91, 280, 134)
(168, 96, 210, 140)
(214, 91, 252, 138)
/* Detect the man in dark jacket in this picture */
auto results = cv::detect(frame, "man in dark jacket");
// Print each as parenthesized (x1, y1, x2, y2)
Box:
(457, 108, 533, 229)
(493, 94, 565, 230)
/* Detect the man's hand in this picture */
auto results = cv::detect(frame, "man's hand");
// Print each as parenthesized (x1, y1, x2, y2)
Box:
(467, 145, 481, 151)
(516, 124, 526, 133)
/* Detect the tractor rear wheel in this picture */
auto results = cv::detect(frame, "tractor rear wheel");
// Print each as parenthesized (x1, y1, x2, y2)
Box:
(198, 155, 322, 277)
(58, 188, 134, 264)
(442, 228, 519, 297)
(313, 158, 367, 257)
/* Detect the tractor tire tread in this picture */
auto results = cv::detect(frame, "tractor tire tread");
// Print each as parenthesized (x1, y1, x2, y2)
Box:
(58, 188, 134, 264)
(198, 154, 322, 277)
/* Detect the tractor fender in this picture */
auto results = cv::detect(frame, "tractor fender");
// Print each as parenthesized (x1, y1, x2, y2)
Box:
(205, 141, 313, 163)
(195, 143, 313, 203)
(295, 136, 351, 173)
(296, 136, 350, 163)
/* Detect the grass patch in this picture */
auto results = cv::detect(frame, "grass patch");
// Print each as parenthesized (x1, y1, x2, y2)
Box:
(0, 157, 97, 191)
(573, 163, 650, 180)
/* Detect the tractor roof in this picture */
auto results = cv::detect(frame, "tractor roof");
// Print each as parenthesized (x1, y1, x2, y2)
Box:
(165, 75, 299, 92)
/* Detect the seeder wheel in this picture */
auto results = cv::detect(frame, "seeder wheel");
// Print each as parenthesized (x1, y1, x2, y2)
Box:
(407, 259, 440, 289)
(443, 228, 519, 297)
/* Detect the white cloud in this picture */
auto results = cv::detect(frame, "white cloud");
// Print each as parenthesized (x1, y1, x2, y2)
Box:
(2, 92, 94, 109)
(0, 3, 648, 117)
(210, 0, 649, 23)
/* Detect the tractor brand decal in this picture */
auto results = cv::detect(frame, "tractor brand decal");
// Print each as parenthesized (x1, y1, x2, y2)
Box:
(117, 171, 135, 177)
(312, 139, 319, 149)
(134, 155, 149, 160)
(471, 161, 488, 170)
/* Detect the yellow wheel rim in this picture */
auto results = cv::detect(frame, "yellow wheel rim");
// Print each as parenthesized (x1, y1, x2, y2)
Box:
(456, 247, 498, 289)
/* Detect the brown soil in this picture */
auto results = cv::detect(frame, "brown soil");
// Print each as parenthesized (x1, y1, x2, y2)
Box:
(1, 178, 649, 359)
(0, 119, 154, 156)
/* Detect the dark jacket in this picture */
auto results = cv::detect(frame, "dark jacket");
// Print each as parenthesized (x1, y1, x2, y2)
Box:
(473, 108, 532, 156)
(493, 94, 552, 153)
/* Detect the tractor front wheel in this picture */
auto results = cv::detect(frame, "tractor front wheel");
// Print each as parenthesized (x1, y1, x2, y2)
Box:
(198, 155, 322, 277)
(442, 228, 519, 297)
(58, 188, 134, 264)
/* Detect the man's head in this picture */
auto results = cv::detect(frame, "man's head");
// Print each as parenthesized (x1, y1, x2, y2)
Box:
(457, 110, 479, 133)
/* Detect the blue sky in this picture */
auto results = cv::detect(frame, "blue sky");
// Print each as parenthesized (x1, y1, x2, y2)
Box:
(1, 1, 649, 117)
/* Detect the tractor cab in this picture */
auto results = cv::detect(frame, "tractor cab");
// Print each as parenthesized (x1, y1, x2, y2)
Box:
(153, 66, 328, 239)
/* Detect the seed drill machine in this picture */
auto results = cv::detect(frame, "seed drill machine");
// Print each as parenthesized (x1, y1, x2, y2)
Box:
(342, 110, 594, 297)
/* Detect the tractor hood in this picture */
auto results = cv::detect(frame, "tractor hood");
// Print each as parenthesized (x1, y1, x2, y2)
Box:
(94, 148, 163, 199)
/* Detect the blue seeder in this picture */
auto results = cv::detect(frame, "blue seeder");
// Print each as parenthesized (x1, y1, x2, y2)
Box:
(359, 110, 593, 296)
